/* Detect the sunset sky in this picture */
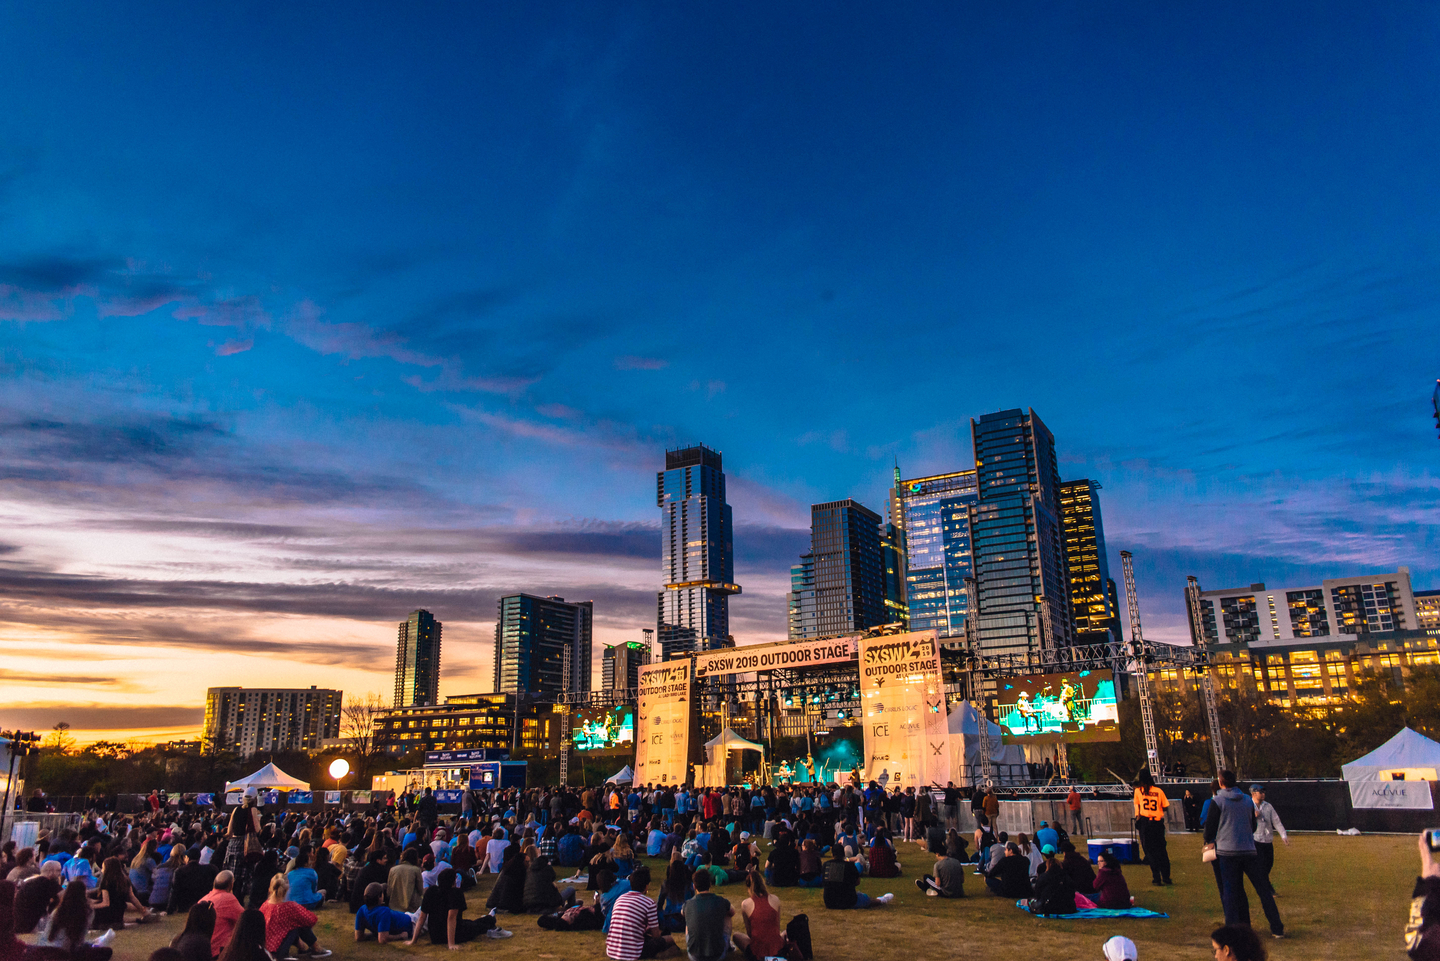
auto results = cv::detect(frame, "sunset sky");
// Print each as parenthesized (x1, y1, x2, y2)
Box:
(2, 4, 1438, 745)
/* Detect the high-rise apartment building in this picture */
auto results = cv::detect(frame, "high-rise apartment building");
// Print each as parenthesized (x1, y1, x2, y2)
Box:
(1057, 479, 1119, 643)
(493, 594, 593, 697)
(893, 469, 979, 639)
(787, 499, 888, 640)
(203, 686, 342, 756)
(970, 408, 1072, 656)
(1417, 590, 1440, 632)
(394, 610, 442, 708)
(602, 640, 652, 691)
(1187, 570, 1421, 645)
(880, 521, 908, 629)
(657, 445, 740, 659)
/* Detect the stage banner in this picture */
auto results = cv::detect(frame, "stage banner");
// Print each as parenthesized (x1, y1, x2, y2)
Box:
(694, 637, 857, 679)
(195, 793, 215, 807)
(352, 790, 373, 804)
(635, 660, 693, 786)
(323, 791, 341, 805)
(1349, 780, 1434, 810)
(859, 630, 951, 789)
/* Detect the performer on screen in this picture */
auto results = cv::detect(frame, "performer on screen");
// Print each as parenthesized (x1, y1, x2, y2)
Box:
(1016, 691, 1039, 732)
(1060, 678, 1081, 723)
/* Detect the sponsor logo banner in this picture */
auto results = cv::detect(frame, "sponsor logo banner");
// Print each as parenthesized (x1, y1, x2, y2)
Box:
(634, 661, 692, 786)
(859, 630, 951, 789)
(694, 638, 857, 678)
(1349, 780, 1434, 810)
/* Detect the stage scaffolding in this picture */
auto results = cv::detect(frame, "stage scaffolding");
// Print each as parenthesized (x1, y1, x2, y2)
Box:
(550, 630, 1223, 786)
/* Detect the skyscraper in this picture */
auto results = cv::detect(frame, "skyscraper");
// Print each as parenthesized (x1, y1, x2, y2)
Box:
(1058, 479, 1120, 643)
(602, 639, 652, 691)
(493, 594, 593, 697)
(394, 610, 442, 707)
(657, 445, 740, 659)
(893, 469, 979, 639)
(787, 499, 888, 640)
(970, 408, 1072, 656)
(203, 686, 342, 756)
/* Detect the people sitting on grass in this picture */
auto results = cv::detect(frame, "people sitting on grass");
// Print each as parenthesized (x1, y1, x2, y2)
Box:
(94, 857, 153, 928)
(1027, 845, 1076, 916)
(916, 840, 966, 898)
(985, 832, 1009, 873)
(764, 833, 800, 888)
(733, 867, 785, 960)
(681, 865, 732, 961)
(285, 846, 324, 910)
(217, 907, 272, 961)
(1059, 839, 1096, 895)
(605, 864, 676, 960)
(14, 861, 63, 934)
(407, 866, 508, 949)
(1091, 852, 1132, 910)
(985, 843, 1033, 899)
(169, 900, 216, 961)
(353, 881, 416, 944)
(523, 849, 575, 914)
(386, 848, 423, 913)
(259, 873, 331, 958)
(486, 844, 527, 914)
(655, 855, 691, 934)
(201, 871, 244, 958)
(867, 827, 901, 878)
(822, 843, 892, 909)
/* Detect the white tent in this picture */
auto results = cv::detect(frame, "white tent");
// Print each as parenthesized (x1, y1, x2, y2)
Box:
(1342, 728, 1440, 781)
(948, 701, 1028, 786)
(698, 728, 765, 786)
(605, 765, 634, 785)
(224, 762, 311, 794)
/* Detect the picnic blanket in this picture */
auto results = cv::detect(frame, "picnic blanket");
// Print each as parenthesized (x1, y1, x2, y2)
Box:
(1016, 901, 1168, 920)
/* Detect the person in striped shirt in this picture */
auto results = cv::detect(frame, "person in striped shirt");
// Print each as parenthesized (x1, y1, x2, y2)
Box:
(604, 865, 675, 960)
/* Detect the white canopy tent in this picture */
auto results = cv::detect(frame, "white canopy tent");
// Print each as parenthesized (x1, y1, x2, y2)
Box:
(605, 765, 635, 785)
(224, 762, 311, 794)
(1343, 728, 1440, 782)
(698, 728, 766, 786)
(948, 701, 1028, 786)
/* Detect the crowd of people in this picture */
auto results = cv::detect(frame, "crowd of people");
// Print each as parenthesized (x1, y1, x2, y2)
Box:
(0, 771, 1335, 961)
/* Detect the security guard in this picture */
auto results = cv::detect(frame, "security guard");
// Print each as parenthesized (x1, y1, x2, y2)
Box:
(1133, 768, 1172, 885)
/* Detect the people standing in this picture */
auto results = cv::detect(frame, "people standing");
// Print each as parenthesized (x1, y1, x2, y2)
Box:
(1066, 786, 1084, 836)
(1132, 770, 1171, 886)
(1250, 784, 1287, 897)
(1204, 770, 1284, 940)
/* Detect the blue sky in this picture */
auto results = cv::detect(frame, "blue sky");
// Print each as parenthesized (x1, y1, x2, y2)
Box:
(1, 2, 1437, 740)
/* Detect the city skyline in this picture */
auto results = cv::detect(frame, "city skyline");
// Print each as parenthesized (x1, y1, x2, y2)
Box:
(2, 5, 1438, 744)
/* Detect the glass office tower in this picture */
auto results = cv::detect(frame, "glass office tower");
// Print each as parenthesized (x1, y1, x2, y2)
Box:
(971, 408, 1072, 656)
(893, 470, 979, 639)
(1058, 479, 1120, 643)
(394, 609, 442, 707)
(787, 498, 888, 640)
(657, 445, 740, 659)
(493, 594, 593, 697)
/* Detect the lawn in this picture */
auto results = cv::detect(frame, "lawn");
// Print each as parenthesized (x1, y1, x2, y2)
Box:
(98, 832, 1414, 961)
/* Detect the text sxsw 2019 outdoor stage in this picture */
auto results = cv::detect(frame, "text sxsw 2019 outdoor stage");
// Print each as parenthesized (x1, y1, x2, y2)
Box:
(634, 631, 954, 788)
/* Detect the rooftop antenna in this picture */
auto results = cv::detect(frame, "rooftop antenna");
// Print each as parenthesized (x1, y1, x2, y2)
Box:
(1433, 380, 1439, 440)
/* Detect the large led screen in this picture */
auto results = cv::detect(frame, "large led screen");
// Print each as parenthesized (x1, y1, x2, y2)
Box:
(572, 706, 636, 754)
(996, 670, 1120, 743)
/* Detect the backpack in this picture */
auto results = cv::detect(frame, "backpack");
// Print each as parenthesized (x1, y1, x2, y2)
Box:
(821, 859, 848, 885)
(784, 913, 813, 960)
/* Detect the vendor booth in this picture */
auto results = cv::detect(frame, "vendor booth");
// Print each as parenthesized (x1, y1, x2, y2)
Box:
(1342, 727, 1440, 810)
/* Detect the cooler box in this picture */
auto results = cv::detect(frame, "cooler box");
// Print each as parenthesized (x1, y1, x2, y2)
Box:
(1087, 838, 1139, 863)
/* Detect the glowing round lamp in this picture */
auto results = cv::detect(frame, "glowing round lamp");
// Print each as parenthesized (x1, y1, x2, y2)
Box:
(328, 758, 350, 780)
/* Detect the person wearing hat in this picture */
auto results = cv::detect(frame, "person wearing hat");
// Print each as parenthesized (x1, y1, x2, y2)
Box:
(1101, 935, 1137, 960)
(1028, 844, 1075, 916)
(1250, 784, 1287, 897)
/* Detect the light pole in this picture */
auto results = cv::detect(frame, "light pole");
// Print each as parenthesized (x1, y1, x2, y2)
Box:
(328, 758, 350, 805)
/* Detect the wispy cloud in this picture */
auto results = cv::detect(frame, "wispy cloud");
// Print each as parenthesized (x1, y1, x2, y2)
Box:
(215, 338, 254, 356)
(614, 355, 668, 370)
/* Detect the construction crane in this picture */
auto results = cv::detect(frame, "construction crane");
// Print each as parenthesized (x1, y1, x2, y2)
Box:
(1120, 551, 1163, 780)
(1186, 576, 1229, 776)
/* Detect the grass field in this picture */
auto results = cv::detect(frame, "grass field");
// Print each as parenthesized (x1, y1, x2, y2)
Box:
(84, 831, 1415, 961)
